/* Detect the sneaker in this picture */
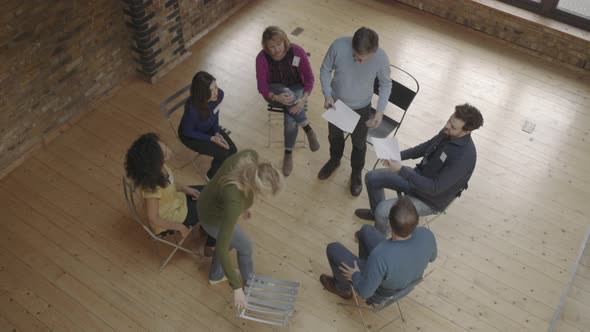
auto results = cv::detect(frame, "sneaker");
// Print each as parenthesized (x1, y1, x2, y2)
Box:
(354, 208, 374, 221)
(350, 172, 362, 197)
(306, 129, 320, 152)
(317, 159, 341, 180)
(319, 274, 352, 300)
(208, 275, 227, 285)
(283, 152, 293, 176)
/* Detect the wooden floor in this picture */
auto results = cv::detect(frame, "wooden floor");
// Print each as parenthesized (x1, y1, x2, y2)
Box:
(2, 0, 590, 331)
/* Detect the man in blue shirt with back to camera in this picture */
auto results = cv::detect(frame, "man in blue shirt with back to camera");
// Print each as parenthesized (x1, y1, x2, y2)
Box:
(320, 197, 437, 304)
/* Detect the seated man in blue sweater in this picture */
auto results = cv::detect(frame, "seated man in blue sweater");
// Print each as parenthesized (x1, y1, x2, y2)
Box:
(320, 197, 436, 303)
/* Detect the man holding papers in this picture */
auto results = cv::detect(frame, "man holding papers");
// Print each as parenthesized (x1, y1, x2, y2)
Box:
(355, 104, 484, 235)
(318, 27, 392, 197)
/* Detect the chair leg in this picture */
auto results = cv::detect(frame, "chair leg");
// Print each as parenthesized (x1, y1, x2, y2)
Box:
(268, 113, 272, 147)
(159, 233, 190, 272)
(352, 289, 369, 332)
(397, 301, 405, 323)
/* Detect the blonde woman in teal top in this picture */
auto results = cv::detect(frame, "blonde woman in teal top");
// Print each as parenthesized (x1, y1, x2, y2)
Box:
(197, 149, 284, 309)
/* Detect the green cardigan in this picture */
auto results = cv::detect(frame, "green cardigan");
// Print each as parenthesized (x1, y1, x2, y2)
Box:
(197, 150, 255, 289)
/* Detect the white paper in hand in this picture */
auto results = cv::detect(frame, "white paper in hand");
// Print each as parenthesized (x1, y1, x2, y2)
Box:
(321, 100, 361, 133)
(369, 136, 401, 161)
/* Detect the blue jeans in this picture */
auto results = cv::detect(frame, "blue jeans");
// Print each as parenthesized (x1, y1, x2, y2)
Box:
(366, 168, 435, 236)
(326, 225, 384, 292)
(200, 223, 253, 283)
(268, 83, 309, 151)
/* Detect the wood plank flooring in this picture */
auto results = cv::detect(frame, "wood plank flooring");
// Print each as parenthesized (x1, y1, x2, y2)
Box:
(1, 0, 589, 331)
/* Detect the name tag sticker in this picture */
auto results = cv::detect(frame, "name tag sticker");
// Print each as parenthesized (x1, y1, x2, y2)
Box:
(292, 56, 300, 67)
(440, 152, 447, 163)
(213, 105, 221, 114)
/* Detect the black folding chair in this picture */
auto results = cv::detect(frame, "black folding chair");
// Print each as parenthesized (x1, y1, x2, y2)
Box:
(344, 64, 420, 170)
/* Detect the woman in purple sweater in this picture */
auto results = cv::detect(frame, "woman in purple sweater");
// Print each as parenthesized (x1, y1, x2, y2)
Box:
(179, 71, 237, 181)
(256, 26, 320, 176)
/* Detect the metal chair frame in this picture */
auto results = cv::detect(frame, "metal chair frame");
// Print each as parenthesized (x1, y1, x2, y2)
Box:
(420, 183, 468, 229)
(342, 64, 420, 170)
(160, 84, 202, 171)
(347, 271, 432, 332)
(122, 176, 200, 272)
(238, 273, 300, 327)
(267, 104, 306, 148)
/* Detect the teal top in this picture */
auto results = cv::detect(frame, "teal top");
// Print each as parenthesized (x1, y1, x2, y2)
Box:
(197, 149, 255, 289)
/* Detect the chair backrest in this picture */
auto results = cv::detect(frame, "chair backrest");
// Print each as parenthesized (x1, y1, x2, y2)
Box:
(160, 84, 191, 138)
(371, 275, 425, 313)
(122, 176, 160, 239)
(373, 64, 419, 111)
(371, 64, 419, 138)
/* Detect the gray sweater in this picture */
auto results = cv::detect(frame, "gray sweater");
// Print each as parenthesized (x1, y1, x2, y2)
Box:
(351, 227, 437, 299)
(320, 36, 392, 112)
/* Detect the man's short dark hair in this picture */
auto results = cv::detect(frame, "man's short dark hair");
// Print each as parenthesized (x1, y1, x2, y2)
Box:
(352, 27, 379, 55)
(389, 197, 419, 238)
(454, 103, 484, 131)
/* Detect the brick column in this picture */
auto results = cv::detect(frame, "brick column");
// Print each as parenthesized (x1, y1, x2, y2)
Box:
(122, 0, 191, 82)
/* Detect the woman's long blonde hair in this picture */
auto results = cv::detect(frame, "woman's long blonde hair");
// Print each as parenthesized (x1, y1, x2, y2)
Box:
(220, 153, 284, 196)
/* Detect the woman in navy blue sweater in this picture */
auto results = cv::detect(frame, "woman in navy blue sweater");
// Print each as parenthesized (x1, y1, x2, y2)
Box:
(179, 71, 237, 180)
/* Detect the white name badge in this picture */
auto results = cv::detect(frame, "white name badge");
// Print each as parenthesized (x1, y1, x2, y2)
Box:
(292, 56, 300, 67)
(213, 105, 221, 114)
(440, 152, 447, 163)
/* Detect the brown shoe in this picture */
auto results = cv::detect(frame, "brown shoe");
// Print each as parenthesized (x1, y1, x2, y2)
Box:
(354, 208, 374, 221)
(306, 129, 320, 152)
(318, 159, 341, 180)
(350, 172, 362, 197)
(320, 274, 352, 299)
(283, 152, 293, 176)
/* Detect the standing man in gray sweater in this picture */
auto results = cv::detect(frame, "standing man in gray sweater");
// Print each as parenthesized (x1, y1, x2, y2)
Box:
(318, 27, 392, 196)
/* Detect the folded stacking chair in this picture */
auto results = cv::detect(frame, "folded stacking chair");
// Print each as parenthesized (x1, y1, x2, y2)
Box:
(238, 274, 301, 327)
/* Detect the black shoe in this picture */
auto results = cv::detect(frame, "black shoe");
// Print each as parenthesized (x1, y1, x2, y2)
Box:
(350, 172, 362, 197)
(318, 159, 341, 180)
(354, 208, 374, 221)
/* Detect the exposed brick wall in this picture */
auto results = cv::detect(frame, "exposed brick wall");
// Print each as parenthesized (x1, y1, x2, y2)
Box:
(0, 0, 134, 175)
(0, 0, 248, 177)
(122, 0, 247, 82)
(394, 0, 590, 72)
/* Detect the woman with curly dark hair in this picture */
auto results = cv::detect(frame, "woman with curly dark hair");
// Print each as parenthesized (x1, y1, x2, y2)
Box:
(125, 132, 216, 251)
(178, 71, 237, 181)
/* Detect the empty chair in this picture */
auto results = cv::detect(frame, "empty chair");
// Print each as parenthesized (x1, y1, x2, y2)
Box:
(238, 274, 300, 327)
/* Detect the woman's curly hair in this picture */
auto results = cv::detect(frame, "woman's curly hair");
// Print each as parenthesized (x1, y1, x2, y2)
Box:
(125, 133, 168, 192)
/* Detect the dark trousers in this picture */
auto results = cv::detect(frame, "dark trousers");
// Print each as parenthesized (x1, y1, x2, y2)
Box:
(326, 224, 385, 291)
(183, 185, 216, 246)
(328, 104, 372, 172)
(179, 129, 237, 179)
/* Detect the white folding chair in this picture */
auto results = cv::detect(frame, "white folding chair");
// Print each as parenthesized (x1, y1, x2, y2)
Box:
(238, 274, 300, 327)
(122, 176, 200, 272)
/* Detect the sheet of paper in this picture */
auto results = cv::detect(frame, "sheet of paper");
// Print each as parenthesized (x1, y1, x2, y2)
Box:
(369, 136, 401, 161)
(321, 100, 361, 133)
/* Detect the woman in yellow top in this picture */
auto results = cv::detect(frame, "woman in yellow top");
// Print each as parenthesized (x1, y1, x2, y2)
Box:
(125, 133, 215, 248)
